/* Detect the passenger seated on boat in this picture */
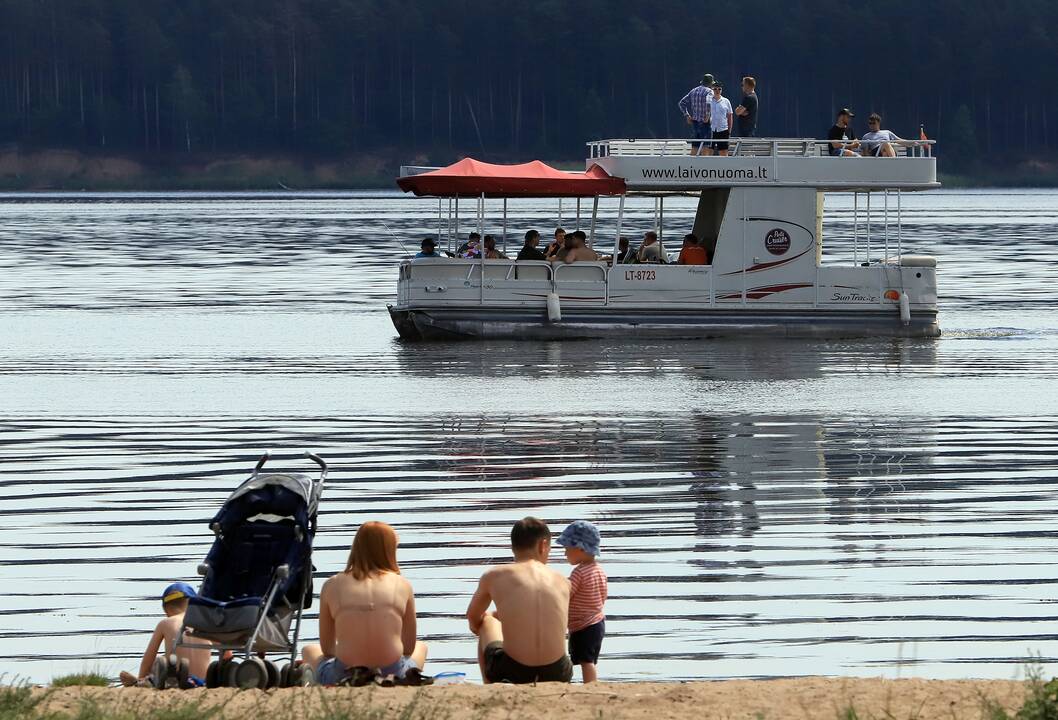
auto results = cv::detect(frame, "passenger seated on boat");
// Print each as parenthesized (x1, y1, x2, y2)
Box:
(517, 230, 547, 261)
(484, 235, 508, 260)
(827, 108, 861, 157)
(461, 238, 482, 259)
(561, 231, 599, 264)
(414, 237, 445, 259)
(457, 232, 481, 256)
(861, 113, 903, 157)
(544, 228, 566, 260)
(676, 234, 708, 265)
(636, 231, 664, 264)
(615, 236, 631, 264)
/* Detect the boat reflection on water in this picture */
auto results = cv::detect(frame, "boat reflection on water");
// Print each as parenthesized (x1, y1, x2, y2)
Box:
(393, 335, 941, 383)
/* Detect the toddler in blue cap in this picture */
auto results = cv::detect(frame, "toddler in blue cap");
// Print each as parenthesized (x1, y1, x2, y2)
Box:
(119, 582, 211, 687)
(557, 520, 608, 683)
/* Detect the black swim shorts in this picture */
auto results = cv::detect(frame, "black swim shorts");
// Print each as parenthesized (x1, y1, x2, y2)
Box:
(568, 620, 605, 665)
(483, 642, 573, 684)
(712, 129, 730, 151)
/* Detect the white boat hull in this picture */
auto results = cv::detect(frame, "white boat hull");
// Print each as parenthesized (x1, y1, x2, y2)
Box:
(388, 305, 940, 341)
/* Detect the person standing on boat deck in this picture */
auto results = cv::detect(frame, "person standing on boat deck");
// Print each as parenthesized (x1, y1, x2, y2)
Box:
(678, 73, 715, 156)
(828, 108, 860, 156)
(706, 82, 734, 156)
(734, 77, 758, 137)
(484, 235, 508, 260)
(517, 230, 547, 261)
(861, 113, 904, 157)
(545, 228, 566, 260)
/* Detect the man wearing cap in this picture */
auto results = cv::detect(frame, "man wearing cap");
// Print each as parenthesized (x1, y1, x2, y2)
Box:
(415, 237, 444, 258)
(678, 73, 715, 156)
(828, 108, 860, 156)
(706, 82, 734, 156)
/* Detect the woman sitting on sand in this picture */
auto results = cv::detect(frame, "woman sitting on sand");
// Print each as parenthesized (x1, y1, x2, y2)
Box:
(302, 521, 428, 684)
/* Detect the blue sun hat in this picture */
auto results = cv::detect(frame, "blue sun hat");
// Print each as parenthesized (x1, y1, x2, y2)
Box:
(557, 520, 601, 557)
(161, 582, 197, 606)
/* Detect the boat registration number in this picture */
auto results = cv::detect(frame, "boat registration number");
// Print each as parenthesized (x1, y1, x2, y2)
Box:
(624, 270, 656, 281)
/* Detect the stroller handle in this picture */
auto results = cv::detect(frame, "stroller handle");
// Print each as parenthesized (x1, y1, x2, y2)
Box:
(254, 451, 271, 471)
(305, 452, 327, 474)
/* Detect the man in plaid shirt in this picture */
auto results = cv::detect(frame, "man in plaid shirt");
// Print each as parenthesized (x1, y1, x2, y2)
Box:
(678, 73, 714, 155)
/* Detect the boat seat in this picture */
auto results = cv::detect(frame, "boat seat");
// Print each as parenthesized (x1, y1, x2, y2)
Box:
(515, 265, 551, 281)
(899, 255, 936, 267)
(607, 140, 692, 156)
(554, 263, 607, 282)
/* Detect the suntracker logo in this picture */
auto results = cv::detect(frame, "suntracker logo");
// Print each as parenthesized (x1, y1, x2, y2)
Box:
(640, 165, 769, 180)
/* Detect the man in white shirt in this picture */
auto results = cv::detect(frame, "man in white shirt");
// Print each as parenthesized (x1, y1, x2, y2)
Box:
(705, 83, 734, 156)
(861, 112, 904, 157)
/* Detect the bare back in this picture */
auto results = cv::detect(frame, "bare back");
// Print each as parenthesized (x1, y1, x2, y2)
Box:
(487, 561, 569, 666)
(160, 614, 211, 678)
(321, 571, 411, 668)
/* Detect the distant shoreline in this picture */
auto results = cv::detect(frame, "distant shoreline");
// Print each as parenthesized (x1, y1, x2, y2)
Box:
(2, 147, 1057, 192)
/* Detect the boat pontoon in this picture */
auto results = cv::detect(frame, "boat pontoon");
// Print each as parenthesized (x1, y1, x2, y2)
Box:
(389, 137, 939, 341)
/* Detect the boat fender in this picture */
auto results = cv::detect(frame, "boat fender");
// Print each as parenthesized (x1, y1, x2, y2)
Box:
(546, 292, 562, 323)
(899, 292, 911, 326)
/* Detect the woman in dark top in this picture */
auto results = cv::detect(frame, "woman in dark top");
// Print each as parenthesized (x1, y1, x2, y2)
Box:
(517, 230, 547, 261)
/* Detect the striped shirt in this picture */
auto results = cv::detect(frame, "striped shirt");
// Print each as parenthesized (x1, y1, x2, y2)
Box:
(678, 85, 713, 123)
(568, 561, 607, 632)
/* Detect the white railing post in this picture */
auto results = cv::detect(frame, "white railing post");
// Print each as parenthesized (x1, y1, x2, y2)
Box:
(589, 196, 598, 247)
(615, 194, 625, 258)
(883, 189, 889, 262)
(865, 192, 872, 263)
(576, 198, 581, 231)
(853, 191, 859, 266)
(897, 189, 903, 260)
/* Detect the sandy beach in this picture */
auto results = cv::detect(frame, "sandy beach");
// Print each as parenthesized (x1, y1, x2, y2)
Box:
(29, 678, 1030, 720)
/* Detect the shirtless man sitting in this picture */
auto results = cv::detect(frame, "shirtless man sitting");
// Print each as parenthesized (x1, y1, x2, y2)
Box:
(560, 230, 600, 264)
(466, 517, 573, 683)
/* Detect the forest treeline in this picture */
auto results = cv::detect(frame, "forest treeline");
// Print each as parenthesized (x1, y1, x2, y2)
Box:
(1, 0, 1056, 171)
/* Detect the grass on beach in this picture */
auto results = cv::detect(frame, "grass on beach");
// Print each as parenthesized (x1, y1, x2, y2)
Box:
(51, 674, 109, 688)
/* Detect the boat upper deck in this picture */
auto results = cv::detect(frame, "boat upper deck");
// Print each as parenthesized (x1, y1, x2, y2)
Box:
(587, 138, 938, 192)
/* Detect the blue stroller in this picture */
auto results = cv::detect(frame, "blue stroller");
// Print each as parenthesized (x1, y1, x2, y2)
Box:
(168, 451, 326, 689)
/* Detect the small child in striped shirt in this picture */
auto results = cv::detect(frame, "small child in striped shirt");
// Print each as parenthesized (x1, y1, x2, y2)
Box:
(557, 520, 608, 683)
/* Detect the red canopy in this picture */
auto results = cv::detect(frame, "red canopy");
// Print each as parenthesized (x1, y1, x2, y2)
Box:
(396, 158, 626, 198)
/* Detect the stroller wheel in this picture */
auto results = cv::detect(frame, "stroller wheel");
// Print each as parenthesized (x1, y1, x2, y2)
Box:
(223, 659, 240, 688)
(264, 660, 279, 689)
(177, 658, 190, 689)
(150, 656, 168, 690)
(205, 660, 220, 689)
(234, 657, 269, 689)
(279, 663, 291, 688)
(288, 663, 314, 687)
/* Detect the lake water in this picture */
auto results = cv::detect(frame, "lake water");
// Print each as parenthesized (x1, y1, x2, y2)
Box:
(1, 189, 1057, 683)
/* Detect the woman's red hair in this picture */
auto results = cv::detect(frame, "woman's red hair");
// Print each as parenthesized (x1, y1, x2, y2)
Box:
(345, 521, 400, 579)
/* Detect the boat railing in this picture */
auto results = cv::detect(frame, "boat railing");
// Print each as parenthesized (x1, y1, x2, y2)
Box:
(587, 137, 936, 159)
